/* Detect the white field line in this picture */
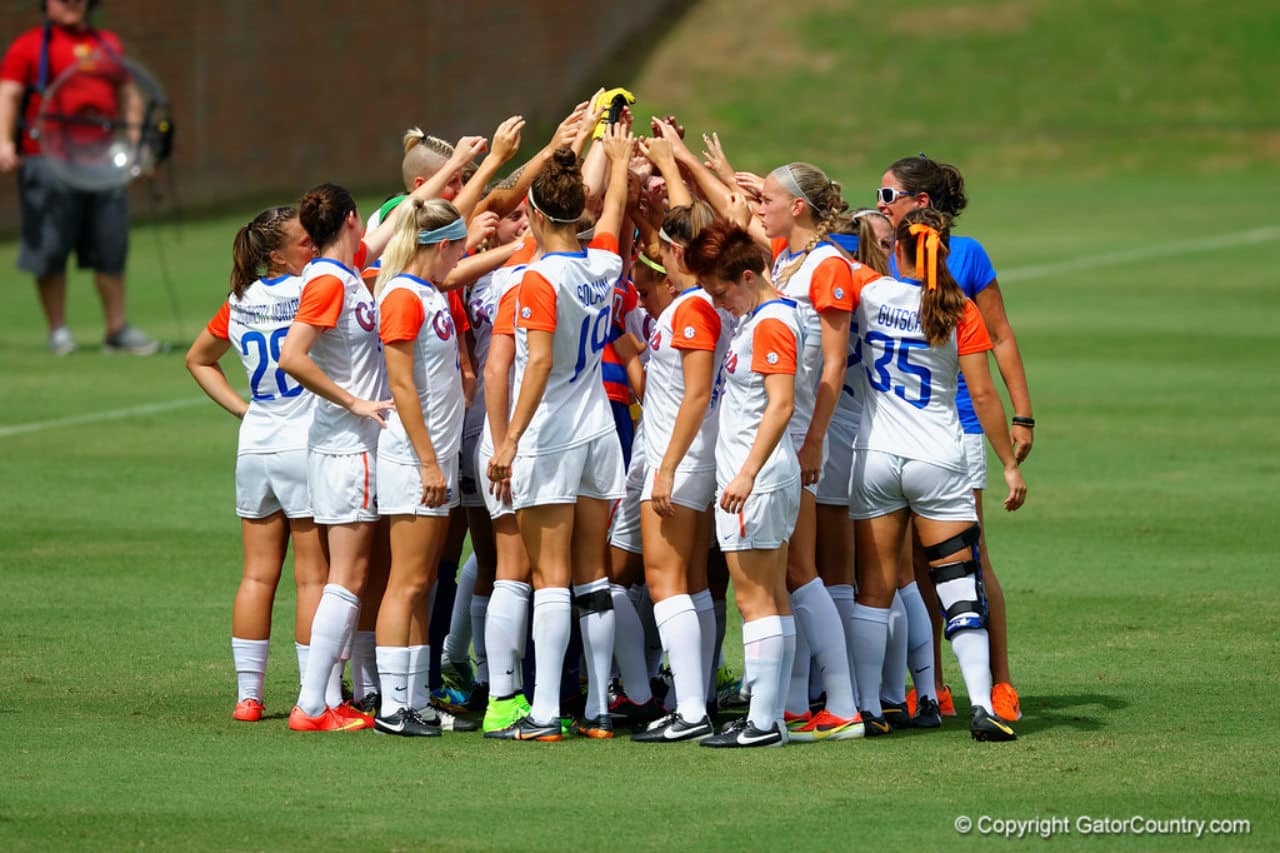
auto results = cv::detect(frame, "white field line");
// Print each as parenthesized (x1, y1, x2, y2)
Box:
(3, 225, 1278, 441)
(999, 225, 1280, 283)
(0, 396, 206, 438)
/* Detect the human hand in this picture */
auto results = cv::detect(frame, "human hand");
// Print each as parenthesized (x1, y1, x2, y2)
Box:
(1012, 424, 1034, 463)
(350, 398, 395, 427)
(0, 141, 20, 173)
(487, 438, 518, 483)
(419, 459, 449, 507)
(601, 122, 634, 164)
(451, 135, 488, 167)
(797, 437, 823, 486)
(1002, 465, 1027, 511)
(651, 468, 676, 517)
(734, 171, 765, 200)
(490, 115, 525, 164)
(467, 211, 499, 251)
(719, 470, 756, 514)
(725, 191, 752, 228)
(701, 132, 735, 184)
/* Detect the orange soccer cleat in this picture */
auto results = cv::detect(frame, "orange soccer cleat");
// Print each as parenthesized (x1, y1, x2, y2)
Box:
(333, 701, 375, 730)
(907, 684, 957, 718)
(288, 705, 366, 732)
(991, 682, 1022, 722)
(233, 698, 265, 722)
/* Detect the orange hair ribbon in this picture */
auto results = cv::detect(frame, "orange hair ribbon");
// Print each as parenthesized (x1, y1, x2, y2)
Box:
(908, 223, 941, 291)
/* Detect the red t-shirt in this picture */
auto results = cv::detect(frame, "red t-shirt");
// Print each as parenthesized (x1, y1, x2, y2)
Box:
(1, 25, 126, 156)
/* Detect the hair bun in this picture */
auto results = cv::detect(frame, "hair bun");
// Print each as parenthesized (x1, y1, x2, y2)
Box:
(550, 146, 579, 171)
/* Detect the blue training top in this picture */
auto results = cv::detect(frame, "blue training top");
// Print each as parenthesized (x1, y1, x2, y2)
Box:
(831, 233, 997, 433)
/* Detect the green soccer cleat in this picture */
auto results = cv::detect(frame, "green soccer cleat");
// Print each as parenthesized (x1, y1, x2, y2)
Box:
(482, 694, 525, 734)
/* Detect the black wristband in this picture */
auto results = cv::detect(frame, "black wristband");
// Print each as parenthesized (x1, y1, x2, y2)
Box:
(1012, 416, 1036, 428)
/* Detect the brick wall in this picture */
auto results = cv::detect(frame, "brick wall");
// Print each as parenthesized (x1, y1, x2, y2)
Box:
(0, 0, 674, 232)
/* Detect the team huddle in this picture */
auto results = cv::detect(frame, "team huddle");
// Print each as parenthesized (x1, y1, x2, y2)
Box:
(186, 90, 1035, 748)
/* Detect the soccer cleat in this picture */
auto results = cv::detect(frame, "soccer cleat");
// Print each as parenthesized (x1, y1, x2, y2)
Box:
(881, 700, 910, 731)
(794, 709, 865, 741)
(482, 694, 526, 734)
(431, 685, 469, 713)
(425, 701, 480, 733)
(608, 695, 665, 727)
(970, 706, 1017, 742)
(907, 684, 957, 718)
(716, 666, 749, 710)
(784, 710, 815, 742)
(484, 714, 563, 742)
(576, 715, 615, 739)
(103, 323, 159, 355)
(333, 700, 374, 730)
(992, 682, 1022, 721)
(233, 698, 264, 722)
(859, 711, 893, 737)
(632, 712, 714, 743)
(374, 707, 441, 737)
(909, 695, 943, 729)
(48, 326, 77, 356)
(463, 682, 490, 713)
(352, 692, 381, 716)
(288, 705, 365, 732)
(701, 719, 784, 748)
(441, 657, 476, 694)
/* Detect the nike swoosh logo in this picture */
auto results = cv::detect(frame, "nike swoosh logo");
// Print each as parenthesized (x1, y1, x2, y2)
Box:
(664, 724, 692, 740)
(504, 669, 515, 675)
(380, 719, 406, 733)
(868, 720, 890, 733)
(736, 730, 778, 745)
(912, 667, 928, 674)
(990, 719, 1014, 735)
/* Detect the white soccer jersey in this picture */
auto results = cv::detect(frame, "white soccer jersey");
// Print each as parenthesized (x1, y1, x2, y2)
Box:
(464, 270, 498, 441)
(771, 240, 856, 442)
(205, 275, 315, 455)
(715, 298, 802, 491)
(513, 234, 623, 455)
(376, 273, 465, 465)
(626, 303, 656, 367)
(852, 276, 994, 473)
(642, 287, 731, 474)
(294, 247, 389, 454)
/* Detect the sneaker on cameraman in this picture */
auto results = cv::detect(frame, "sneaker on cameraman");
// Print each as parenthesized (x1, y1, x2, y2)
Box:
(48, 326, 77, 355)
(104, 323, 159, 355)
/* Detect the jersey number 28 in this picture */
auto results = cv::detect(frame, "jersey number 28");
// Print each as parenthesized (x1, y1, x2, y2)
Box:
(242, 328, 303, 401)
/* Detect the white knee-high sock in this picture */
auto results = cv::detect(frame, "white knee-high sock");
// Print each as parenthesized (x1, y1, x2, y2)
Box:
(881, 591, 909, 705)
(779, 615, 797, 731)
(231, 638, 269, 702)
(325, 661, 344, 708)
(791, 578, 857, 719)
(376, 646, 411, 714)
(351, 630, 378, 701)
(691, 589, 716, 704)
(470, 594, 490, 684)
(406, 644, 430, 712)
(610, 584, 652, 704)
(934, 571, 993, 713)
(900, 581, 935, 701)
(785, 621, 811, 716)
(486, 580, 532, 698)
(851, 603, 890, 718)
(294, 643, 309, 690)
(443, 554, 478, 663)
(297, 584, 359, 716)
(742, 616, 785, 732)
(573, 578, 616, 720)
(653, 594, 705, 721)
(530, 587, 571, 723)
(826, 583, 858, 706)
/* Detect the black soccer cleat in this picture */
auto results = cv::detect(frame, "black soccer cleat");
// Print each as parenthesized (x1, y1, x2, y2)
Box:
(700, 719, 783, 748)
(632, 712, 714, 743)
(881, 700, 910, 730)
(970, 706, 1017, 742)
(374, 707, 441, 738)
(425, 701, 480, 732)
(910, 696, 943, 730)
(576, 714, 615, 739)
(609, 695, 665, 727)
(463, 682, 489, 714)
(859, 711, 893, 737)
(483, 714, 563, 742)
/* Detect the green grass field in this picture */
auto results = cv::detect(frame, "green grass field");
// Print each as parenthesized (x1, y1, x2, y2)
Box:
(3, 1, 1279, 850)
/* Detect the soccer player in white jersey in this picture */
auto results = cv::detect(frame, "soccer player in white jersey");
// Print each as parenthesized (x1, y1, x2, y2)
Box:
(485, 126, 633, 741)
(626, 196, 729, 742)
(186, 206, 324, 722)
(760, 163, 864, 740)
(847, 208, 1026, 742)
(278, 154, 481, 734)
(680, 222, 802, 749)
(366, 198, 477, 737)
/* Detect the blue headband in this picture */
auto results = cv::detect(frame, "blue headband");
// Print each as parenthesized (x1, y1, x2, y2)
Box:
(418, 218, 467, 245)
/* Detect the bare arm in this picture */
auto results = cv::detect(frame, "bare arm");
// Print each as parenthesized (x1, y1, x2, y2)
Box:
(798, 308, 850, 484)
(720, 371, 795, 512)
(185, 330, 247, 419)
(655, 120, 770, 248)
(960, 350, 1026, 511)
(0, 80, 25, 171)
(651, 348, 714, 516)
(483, 333, 515, 450)
(474, 100, 592, 219)
(974, 280, 1035, 462)
(454, 116, 524, 219)
(487, 328, 553, 478)
(278, 322, 393, 424)
(441, 240, 522, 292)
(594, 123, 633, 243)
(639, 136, 692, 208)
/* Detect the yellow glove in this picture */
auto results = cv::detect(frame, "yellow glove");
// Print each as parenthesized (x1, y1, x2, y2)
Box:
(591, 87, 636, 139)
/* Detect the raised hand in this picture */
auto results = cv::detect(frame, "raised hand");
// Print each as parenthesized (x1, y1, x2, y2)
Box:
(490, 115, 525, 164)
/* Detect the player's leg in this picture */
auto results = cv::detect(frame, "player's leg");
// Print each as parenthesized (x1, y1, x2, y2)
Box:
(231, 512, 288, 720)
